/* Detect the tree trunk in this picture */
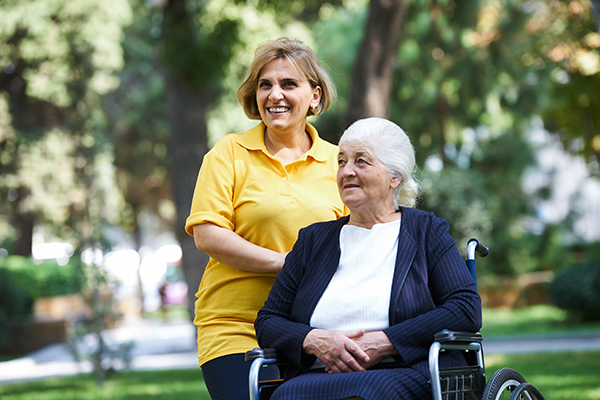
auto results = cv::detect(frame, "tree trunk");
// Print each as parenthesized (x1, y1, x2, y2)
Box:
(162, 0, 210, 321)
(11, 187, 34, 257)
(592, 0, 600, 35)
(344, 0, 409, 127)
(164, 75, 210, 321)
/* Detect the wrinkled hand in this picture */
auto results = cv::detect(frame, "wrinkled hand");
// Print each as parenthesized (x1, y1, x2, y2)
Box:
(352, 331, 398, 370)
(303, 329, 370, 373)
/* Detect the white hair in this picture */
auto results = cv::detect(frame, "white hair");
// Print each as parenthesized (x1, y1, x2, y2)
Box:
(339, 117, 421, 209)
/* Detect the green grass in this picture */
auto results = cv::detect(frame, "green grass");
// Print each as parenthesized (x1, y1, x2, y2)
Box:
(0, 353, 598, 400)
(0, 369, 210, 400)
(2, 305, 599, 399)
(486, 351, 600, 400)
(481, 305, 600, 338)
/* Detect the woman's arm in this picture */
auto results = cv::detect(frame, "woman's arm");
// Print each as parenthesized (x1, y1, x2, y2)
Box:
(193, 223, 287, 273)
(383, 214, 481, 365)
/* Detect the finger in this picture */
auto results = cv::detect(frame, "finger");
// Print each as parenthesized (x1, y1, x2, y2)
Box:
(335, 353, 366, 373)
(343, 329, 365, 339)
(345, 339, 370, 364)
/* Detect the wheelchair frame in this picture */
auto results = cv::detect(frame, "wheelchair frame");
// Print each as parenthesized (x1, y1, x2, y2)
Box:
(246, 239, 546, 400)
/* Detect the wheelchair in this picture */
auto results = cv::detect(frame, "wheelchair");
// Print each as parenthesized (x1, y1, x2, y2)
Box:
(246, 239, 546, 400)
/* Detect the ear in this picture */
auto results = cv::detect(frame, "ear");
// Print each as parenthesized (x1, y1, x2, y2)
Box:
(311, 86, 322, 109)
(390, 174, 402, 190)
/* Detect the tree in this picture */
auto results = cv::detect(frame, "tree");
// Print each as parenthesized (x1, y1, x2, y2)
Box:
(158, 0, 240, 317)
(344, 0, 409, 126)
(0, 0, 131, 254)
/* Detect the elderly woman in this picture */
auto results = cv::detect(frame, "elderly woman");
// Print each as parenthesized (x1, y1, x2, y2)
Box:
(255, 118, 482, 399)
(186, 38, 346, 400)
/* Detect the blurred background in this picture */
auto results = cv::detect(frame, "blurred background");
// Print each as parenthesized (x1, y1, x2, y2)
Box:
(0, 0, 599, 390)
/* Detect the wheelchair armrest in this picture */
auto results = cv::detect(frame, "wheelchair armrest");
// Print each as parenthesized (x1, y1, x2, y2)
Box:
(245, 347, 282, 363)
(246, 348, 288, 400)
(434, 329, 482, 344)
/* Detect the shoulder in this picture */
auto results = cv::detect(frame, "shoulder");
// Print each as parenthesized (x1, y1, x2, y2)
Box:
(205, 133, 242, 160)
(209, 123, 264, 155)
(401, 207, 450, 238)
(300, 216, 349, 236)
(297, 217, 349, 248)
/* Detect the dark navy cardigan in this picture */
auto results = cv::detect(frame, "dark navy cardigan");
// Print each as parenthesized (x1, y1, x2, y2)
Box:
(255, 207, 482, 379)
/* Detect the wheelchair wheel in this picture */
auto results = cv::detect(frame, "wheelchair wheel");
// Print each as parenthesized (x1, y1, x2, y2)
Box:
(482, 368, 531, 400)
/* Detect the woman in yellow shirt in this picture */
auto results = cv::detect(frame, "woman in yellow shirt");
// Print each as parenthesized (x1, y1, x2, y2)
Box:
(185, 38, 346, 400)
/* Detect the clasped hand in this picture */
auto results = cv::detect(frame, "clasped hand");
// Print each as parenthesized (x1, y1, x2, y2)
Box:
(302, 329, 397, 374)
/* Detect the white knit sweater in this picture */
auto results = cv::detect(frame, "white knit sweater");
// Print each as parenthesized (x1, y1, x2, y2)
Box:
(310, 218, 400, 331)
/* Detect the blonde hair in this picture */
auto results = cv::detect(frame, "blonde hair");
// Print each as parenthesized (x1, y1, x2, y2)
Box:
(237, 38, 336, 120)
(339, 118, 421, 209)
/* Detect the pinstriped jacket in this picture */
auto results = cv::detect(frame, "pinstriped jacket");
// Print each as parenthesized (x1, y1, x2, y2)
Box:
(255, 207, 482, 379)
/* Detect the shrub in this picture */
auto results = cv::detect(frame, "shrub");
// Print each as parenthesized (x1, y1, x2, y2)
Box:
(0, 256, 83, 300)
(0, 256, 84, 351)
(548, 263, 600, 321)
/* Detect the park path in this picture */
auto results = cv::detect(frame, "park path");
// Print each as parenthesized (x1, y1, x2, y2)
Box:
(1, 319, 599, 385)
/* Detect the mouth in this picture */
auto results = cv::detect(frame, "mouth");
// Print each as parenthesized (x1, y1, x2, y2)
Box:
(268, 107, 290, 114)
(343, 183, 360, 189)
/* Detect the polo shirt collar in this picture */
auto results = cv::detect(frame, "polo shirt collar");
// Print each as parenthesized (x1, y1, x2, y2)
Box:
(236, 122, 330, 162)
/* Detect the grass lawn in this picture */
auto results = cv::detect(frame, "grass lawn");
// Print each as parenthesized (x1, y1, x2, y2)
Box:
(481, 305, 600, 337)
(0, 352, 598, 400)
(0, 369, 211, 400)
(1, 305, 599, 399)
(486, 351, 600, 400)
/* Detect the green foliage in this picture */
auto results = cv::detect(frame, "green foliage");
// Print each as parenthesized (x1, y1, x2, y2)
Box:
(418, 166, 493, 254)
(549, 263, 600, 321)
(0, 256, 83, 300)
(0, 268, 34, 319)
(0, 0, 132, 253)
(104, 0, 172, 232)
(0, 256, 82, 350)
(160, 0, 240, 92)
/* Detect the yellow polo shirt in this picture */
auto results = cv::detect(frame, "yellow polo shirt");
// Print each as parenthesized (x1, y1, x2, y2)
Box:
(185, 122, 346, 366)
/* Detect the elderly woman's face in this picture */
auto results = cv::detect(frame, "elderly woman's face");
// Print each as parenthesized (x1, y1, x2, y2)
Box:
(337, 142, 399, 213)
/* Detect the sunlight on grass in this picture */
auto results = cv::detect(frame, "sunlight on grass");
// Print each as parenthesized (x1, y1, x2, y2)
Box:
(485, 351, 600, 400)
(0, 369, 210, 400)
(481, 304, 600, 337)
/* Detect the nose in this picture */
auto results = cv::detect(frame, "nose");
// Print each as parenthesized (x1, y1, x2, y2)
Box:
(268, 85, 284, 102)
(340, 162, 357, 178)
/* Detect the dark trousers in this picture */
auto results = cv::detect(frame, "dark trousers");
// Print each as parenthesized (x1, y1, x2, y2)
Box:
(202, 353, 280, 400)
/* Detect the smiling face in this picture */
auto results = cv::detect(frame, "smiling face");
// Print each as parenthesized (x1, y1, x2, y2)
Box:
(256, 58, 321, 138)
(337, 142, 400, 215)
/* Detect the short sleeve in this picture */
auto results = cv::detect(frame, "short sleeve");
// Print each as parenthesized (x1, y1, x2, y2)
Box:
(185, 140, 236, 236)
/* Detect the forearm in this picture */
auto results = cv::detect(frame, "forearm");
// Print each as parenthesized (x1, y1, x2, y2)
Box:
(193, 223, 287, 273)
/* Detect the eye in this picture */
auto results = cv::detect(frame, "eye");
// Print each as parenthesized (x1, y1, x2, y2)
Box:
(258, 81, 271, 89)
(357, 158, 368, 164)
(282, 81, 298, 88)
(338, 158, 346, 166)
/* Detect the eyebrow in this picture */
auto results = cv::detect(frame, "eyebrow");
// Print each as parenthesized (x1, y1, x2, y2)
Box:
(338, 150, 370, 157)
(258, 77, 300, 84)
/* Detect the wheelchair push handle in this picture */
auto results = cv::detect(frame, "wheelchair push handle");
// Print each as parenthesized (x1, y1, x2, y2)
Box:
(467, 238, 489, 260)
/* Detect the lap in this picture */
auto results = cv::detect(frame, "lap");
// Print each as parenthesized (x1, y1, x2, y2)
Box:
(202, 353, 280, 400)
(271, 367, 430, 400)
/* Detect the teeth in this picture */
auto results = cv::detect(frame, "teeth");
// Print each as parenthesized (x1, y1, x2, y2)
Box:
(269, 107, 289, 113)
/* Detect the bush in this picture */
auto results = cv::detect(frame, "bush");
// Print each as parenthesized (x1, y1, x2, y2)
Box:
(0, 256, 84, 351)
(548, 263, 600, 321)
(0, 256, 83, 299)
